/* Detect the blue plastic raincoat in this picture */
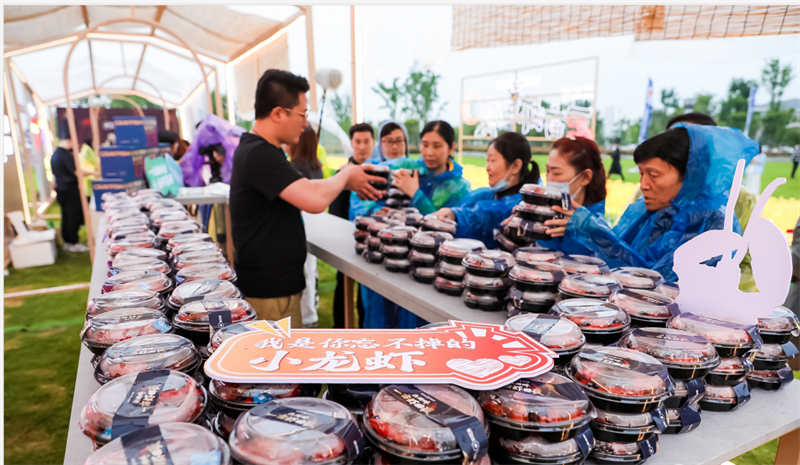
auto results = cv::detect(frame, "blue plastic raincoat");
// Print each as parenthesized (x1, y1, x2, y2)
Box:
(449, 187, 522, 246)
(559, 123, 759, 283)
(537, 200, 606, 255)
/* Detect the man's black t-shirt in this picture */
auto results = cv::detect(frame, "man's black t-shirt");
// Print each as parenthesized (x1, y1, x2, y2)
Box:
(329, 156, 361, 220)
(230, 133, 306, 298)
(51, 147, 78, 191)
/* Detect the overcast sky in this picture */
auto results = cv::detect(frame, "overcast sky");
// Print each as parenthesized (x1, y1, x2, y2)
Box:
(302, 5, 800, 133)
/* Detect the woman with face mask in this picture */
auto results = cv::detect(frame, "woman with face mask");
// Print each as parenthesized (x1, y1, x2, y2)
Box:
(432, 132, 540, 245)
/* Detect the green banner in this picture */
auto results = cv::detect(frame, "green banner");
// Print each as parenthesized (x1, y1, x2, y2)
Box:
(144, 156, 181, 197)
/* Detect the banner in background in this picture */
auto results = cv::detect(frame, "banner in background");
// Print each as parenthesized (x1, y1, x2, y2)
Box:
(638, 78, 654, 145)
(744, 86, 758, 137)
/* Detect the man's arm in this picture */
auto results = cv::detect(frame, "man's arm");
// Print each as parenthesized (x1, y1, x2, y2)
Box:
(280, 165, 384, 214)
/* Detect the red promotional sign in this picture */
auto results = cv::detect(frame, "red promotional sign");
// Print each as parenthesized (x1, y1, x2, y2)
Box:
(205, 319, 557, 390)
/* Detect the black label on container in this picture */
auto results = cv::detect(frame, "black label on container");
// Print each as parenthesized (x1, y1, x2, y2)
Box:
(207, 309, 232, 338)
(560, 192, 573, 212)
(578, 349, 675, 393)
(506, 378, 587, 401)
(109, 268, 122, 276)
(386, 385, 488, 463)
(120, 425, 174, 465)
(733, 382, 751, 407)
(781, 341, 799, 358)
(632, 328, 709, 344)
(638, 435, 658, 459)
(675, 405, 701, 434)
(777, 368, 794, 386)
(680, 313, 762, 348)
(182, 280, 223, 303)
(111, 370, 170, 439)
(684, 378, 706, 406)
(521, 315, 561, 341)
(617, 289, 679, 316)
(650, 404, 668, 433)
(573, 427, 593, 459)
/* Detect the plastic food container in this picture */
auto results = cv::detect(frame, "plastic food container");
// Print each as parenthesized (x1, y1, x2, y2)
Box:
(229, 397, 363, 465)
(565, 347, 673, 413)
(378, 225, 418, 245)
(208, 322, 258, 355)
(391, 212, 423, 227)
(94, 333, 201, 384)
(167, 280, 242, 313)
(462, 289, 504, 312)
(354, 230, 371, 242)
(81, 308, 172, 355)
(355, 241, 367, 254)
(110, 228, 155, 242)
(363, 249, 384, 264)
(419, 215, 458, 234)
(411, 267, 437, 284)
(757, 306, 800, 344)
(609, 267, 664, 290)
(667, 313, 761, 357)
(379, 244, 409, 260)
(409, 250, 436, 268)
(495, 231, 522, 253)
(173, 298, 257, 348)
(385, 198, 409, 207)
(84, 423, 230, 465)
(156, 222, 201, 241)
(438, 239, 486, 265)
(504, 216, 551, 242)
(655, 283, 679, 300)
(491, 431, 592, 465)
(610, 289, 679, 327)
(507, 288, 558, 314)
(752, 343, 797, 371)
(514, 202, 560, 223)
(101, 270, 173, 295)
(166, 233, 213, 251)
(170, 241, 222, 258)
(509, 262, 565, 293)
(705, 357, 754, 386)
(409, 231, 454, 254)
(367, 236, 382, 252)
(436, 261, 467, 281)
(434, 276, 465, 296)
(385, 258, 411, 273)
(110, 259, 172, 277)
(173, 251, 227, 270)
(79, 370, 208, 446)
(559, 274, 622, 300)
(462, 249, 515, 278)
(111, 248, 167, 267)
(505, 314, 586, 363)
(555, 255, 610, 275)
(520, 184, 563, 206)
(591, 436, 659, 465)
(213, 411, 238, 439)
(663, 404, 702, 435)
(364, 384, 488, 463)
(463, 274, 507, 297)
(514, 247, 564, 264)
(210, 379, 301, 418)
(746, 366, 795, 391)
(549, 300, 631, 344)
(617, 328, 720, 380)
(664, 378, 706, 408)
(355, 216, 378, 231)
(175, 263, 237, 285)
(590, 407, 667, 443)
(87, 289, 164, 319)
(699, 382, 751, 412)
(107, 238, 156, 256)
(387, 188, 407, 198)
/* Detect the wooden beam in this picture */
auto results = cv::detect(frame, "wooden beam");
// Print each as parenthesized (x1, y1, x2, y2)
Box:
(351, 6, 359, 123)
(302, 6, 318, 112)
(227, 10, 304, 64)
(81, 6, 98, 90)
(214, 70, 223, 118)
(132, 6, 166, 89)
(43, 88, 181, 108)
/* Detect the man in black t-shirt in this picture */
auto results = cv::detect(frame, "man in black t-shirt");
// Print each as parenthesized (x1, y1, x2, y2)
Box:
(230, 69, 383, 327)
(51, 137, 91, 253)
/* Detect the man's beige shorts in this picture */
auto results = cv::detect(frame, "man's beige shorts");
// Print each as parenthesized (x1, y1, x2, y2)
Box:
(246, 292, 303, 328)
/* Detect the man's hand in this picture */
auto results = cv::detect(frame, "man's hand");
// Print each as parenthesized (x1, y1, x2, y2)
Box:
(346, 165, 385, 201)
(393, 169, 420, 197)
(432, 208, 456, 221)
(544, 206, 575, 238)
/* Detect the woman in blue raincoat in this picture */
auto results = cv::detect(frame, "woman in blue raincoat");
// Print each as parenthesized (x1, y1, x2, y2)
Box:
(545, 124, 759, 283)
(429, 131, 540, 246)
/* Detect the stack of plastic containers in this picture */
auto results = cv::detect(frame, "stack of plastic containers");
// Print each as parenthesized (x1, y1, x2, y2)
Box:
(507, 260, 564, 316)
(555, 254, 610, 275)
(549, 300, 631, 345)
(172, 298, 257, 356)
(419, 214, 458, 235)
(566, 347, 673, 464)
(609, 289, 679, 328)
(500, 184, 566, 248)
(378, 225, 418, 273)
(363, 219, 402, 264)
(209, 381, 306, 440)
(364, 164, 391, 199)
(749, 306, 800, 391)
(461, 249, 515, 312)
(558, 274, 622, 302)
(92, 333, 202, 385)
(433, 239, 486, 297)
(84, 424, 230, 464)
(354, 216, 376, 255)
(408, 230, 453, 285)
(505, 314, 586, 369)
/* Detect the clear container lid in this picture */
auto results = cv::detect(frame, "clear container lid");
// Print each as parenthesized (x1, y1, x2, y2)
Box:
(102, 270, 172, 294)
(758, 306, 800, 333)
(509, 262, 565, 286)
(513, 247, 564, 264)
(385, 258, 411, 267)
(593, 408, 655, 429)
(409, 249, 436, 262)
(88, 289, 163, 319)
(409, 231, 454, 248)
(111, 259, 171, 276)
(617, 328, 719, 370)
(753, 343, 792, 361)
(435, 261, 466, 278)
(151, 212, 191, 226)
(364, 385, 487, 458)
(434, 276, 465, 291)
(498, 435, 584, 461)
(169, 280, 241, 307)
(411, 267, 438, 278)
(389, 211, 423, 227)
(667, 313, 757, 347)
(175, 263, 237, 283)
(568, 347, 670, 399)
(368, 221, 395, 235)
(378, 225, 418, 241)
(150, 207, 188, 220)
(364, 163, 391, 174)
(107, 238, 156, 255)
(80, 370, 206, 444)
(230, 397, 359, 465)
(594, 439, 654, 457)
(514, 202, 559, 218)
(95, 334, 201, 384)
(520, 184, 562, 200)
(609, 289, 677, 320)
(112, 248, 168, 264)
(463, 274, 506, 290)
(147, 198, 184, 210)
(505, 314, 585, 351)
(609, 267, 664, 290)
(167, 233, 213, 250)
(109, 214, 148, 227)
(84, 422, 229, 465)
(748, 367, 792, 383)
(173, 252, 228, 270)
(81, 308, 172, 349)
(355, 216, 377, 228)
(439, 238, 486, 259)
(174, 298, 257, 330)
(354, 230, 371, 240)
(559, 274, 621, 298)
(108, 223, 150, 237)
(110, 229, 155, 242)
(367, 236, 382, 247)
(504, 216, 549, 235)
(209, 322, 258, 354)
(550, 300, 630, 332)
(362, 250, 384, 261)
(479, 372, 591, 430)
(462, 249, 515, 273)
(462, 289, 501, 306)
(703, 383, 746, 403)
(170, 241, 222, 257)
(709, 357, 750, 375)
(555, 255, 610, 275)
(508, 288, 558, 304)
(210, 380, 300, 406)
(379, 244, 409, 255)
(420, 214, 458, 233)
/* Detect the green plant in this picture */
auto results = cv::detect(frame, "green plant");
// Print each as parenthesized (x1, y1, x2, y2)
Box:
(372, 78, 402, 121)
(402, 71, 445, 125)
(404, 119, 420, 147)
(328, 92, 353, 134)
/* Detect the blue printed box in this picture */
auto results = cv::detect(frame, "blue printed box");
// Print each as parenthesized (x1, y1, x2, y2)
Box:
(145, 146, 162, 160)
(92, 178, 144, 211)
(99, 146, 147, 182)
(113, 116, 158, 147)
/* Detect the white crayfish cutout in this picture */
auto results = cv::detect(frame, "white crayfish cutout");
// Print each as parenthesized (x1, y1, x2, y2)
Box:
(673, 159, 792, 324)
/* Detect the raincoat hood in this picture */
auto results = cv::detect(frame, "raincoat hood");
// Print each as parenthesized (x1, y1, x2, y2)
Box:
(182, 114, 246, 187)
(371, 120, 410, 162)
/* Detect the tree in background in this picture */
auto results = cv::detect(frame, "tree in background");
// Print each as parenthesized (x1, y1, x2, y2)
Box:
(717, 79, 760, 137)
(328, 92, 353, 134)
(402, 71, 445, 126)
(760, 59, 795, 147)
(372, 78, 402, 121)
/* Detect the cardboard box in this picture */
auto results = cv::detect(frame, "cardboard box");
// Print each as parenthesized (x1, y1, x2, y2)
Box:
(113, 116, 158, 147)
(99, 146, 147, 182)
(92, 178, 145, 211)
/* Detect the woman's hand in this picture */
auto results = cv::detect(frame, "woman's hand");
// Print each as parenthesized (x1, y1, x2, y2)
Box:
(432, 208, 456, 222)
(392, 169, 420, 197)
(544, 206, 575, 238)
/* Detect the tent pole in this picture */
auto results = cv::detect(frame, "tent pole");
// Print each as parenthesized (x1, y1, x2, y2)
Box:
(3, 71, 32, 224)
(350, 6, 358, 124)
(214, 70, 224, 118)
(303, 6, 318, 113)
(5, 57, 38, 222)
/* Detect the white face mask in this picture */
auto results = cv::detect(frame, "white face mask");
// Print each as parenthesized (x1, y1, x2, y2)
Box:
(490, 166, 518, 192)
(547, 174, 583, 197)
